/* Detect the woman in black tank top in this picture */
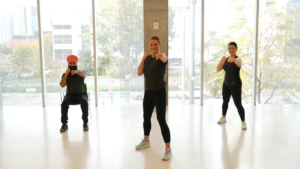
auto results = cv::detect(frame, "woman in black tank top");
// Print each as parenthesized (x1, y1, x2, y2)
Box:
(216, 42, 247, 130)
(135, 36, 172, 161)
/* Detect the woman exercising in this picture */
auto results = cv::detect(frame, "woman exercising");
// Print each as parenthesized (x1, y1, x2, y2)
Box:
(217, 42, 247, 130)
(135, 36, 172, 161)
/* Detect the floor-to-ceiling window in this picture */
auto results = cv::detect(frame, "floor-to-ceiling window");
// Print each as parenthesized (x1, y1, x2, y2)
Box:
(255, 0, 300, 104)
(0, 0, 144, 107)
(168, 0, 300, 106)
(95, 0, 144, 106)
(168, 0, 202, 105)
(40, 0, 95, 106)
(203, 0, 254, 105)
(0, 0, 42, 106)
(1, 0, 299, 107)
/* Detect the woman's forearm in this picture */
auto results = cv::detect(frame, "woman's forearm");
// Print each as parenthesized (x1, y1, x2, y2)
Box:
(138, 59, 146, 76)
(217, 58, 225, 72)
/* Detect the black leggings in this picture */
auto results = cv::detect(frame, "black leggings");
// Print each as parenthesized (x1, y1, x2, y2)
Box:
(222, 83, 245, 121)
(61, 94, 89, 124)
(143, 88, 171, 143)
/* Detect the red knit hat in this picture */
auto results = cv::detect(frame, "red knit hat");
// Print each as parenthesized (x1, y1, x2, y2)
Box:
(67, 55, 78, 63)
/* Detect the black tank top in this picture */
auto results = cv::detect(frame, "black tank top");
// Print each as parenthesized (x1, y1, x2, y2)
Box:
(223, 56, 242, 87)
(144, 55, 167, 91)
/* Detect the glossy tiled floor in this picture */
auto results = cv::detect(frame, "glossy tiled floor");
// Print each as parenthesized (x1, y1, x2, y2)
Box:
(0, 105, 299, 169)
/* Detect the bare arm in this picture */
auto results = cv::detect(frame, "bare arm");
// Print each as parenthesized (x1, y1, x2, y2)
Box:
(60, 69, 70, 88)
(138, 53, 149, 76)
(217, 56, 227, 72)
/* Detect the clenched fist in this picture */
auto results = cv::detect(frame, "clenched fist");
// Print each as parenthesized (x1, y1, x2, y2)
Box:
(71, 70, 78, 75)
(221, 56, 226, 61)
(220, 56, 227, 65)
(66, 68, 71, 74)
(156, 53, 164, 60)
(143, 52, 149, 60)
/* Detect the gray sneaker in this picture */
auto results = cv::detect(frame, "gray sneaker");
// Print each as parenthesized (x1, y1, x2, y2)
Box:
(60, 124, 68, 132)
(162, 148, 172, 161)
(83, 124, 89, 131)
(135, 140, 150, 150)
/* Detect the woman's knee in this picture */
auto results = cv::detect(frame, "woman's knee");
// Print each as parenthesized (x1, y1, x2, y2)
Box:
(223, 98, 230, 104)
(233, 101, 243, 108)
(237, 105, 245, 111)
(157, 116, 167, 125)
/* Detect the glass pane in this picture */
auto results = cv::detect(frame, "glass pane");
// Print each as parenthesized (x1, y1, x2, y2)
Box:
(54, 49, 63, 54)
(95, 0, 144, 106)
(54, 35, 62, 39)
(64, 49, 72, 55)
(81, 25, 89, 29)
(41, 0, 94, 106)
(63, 35, 72, 39)
(81, 30, 89, 34)
(53, 25, 62, 29)
(256, 0, 300, 104)
(63, 40, 72, 44)
(54, 40, 62, 44)
(62, 25, 72, 29)
(168, 0, 202, 105)
(203, 0, 254, 105)
(0, 0, 42, 106)
(31, 7, 38, 34)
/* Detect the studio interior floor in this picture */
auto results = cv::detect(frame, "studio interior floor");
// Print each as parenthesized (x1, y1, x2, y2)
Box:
(0, 104, 299, 169)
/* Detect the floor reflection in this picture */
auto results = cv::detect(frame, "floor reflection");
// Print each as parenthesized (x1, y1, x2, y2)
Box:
(221, 125, 245, 169)
(61, 132, 90, 168)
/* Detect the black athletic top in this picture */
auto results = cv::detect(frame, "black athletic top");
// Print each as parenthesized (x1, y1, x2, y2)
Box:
(223, 56, 242, 87)
(144, 55, 167, 91)
(62, 71, 85, 94)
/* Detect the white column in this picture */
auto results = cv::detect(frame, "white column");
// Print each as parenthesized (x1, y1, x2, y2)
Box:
(182, 17, 186, 104)
(92, 0, 98, 107)
(252, 0, 259, 106)
(37, 0, 47, 107)
(0, 80, 2, 110)
(200, 0, 205, 106)
(189, 0, 196, 104)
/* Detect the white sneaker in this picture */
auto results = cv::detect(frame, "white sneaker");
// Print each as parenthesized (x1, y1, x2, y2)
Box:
(242, 121, 247, 130)
(218, 117, 226, 124)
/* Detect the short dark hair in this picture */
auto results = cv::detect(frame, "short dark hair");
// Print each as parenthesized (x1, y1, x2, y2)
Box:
(228, 42, 237, 48)
(149, 36, 160, 44)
